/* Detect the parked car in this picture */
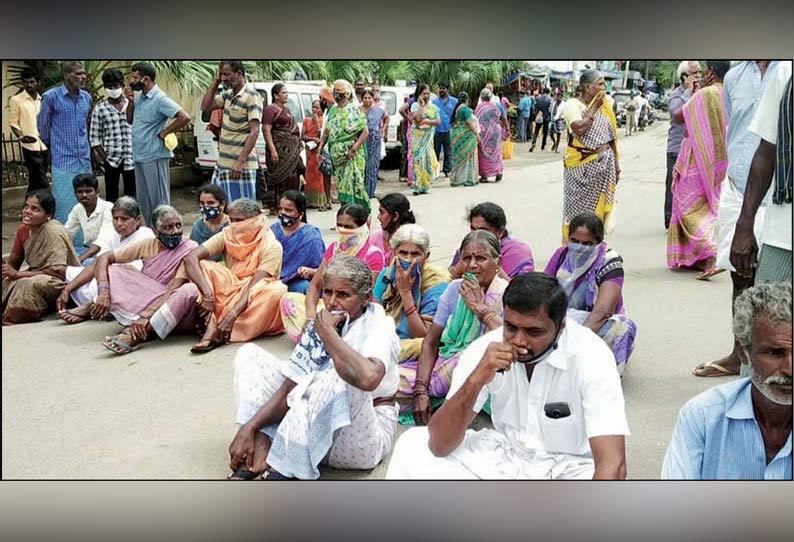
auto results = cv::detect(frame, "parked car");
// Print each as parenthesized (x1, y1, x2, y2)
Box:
(378, 84, 415, 157)
(192, 81, 324, 178)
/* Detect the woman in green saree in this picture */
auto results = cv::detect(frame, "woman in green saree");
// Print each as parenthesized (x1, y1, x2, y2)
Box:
(318, 79, 370, 213)
(449, 91, 480, 187)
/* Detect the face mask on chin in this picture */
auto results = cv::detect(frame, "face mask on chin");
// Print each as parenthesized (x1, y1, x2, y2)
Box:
(515, 324, 562, 366)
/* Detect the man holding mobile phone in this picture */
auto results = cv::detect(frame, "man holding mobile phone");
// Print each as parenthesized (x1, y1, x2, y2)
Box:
(387, 273, 629, 480)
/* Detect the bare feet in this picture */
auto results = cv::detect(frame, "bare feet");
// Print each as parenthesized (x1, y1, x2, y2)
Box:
(59, 303, 92, 325)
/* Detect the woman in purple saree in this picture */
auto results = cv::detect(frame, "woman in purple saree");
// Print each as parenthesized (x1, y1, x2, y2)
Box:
(544, 212, 637, 374)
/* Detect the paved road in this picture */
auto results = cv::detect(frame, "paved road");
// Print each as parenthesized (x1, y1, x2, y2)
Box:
(2, 120, 737, 479)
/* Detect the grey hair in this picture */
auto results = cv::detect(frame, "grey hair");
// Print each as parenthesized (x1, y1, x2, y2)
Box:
(112, 196, 141, 218)
(389, 224, 430, 253)
(480, 88, 493, 101)
(227, 198, 262, 218)
(323, 254, 373, 297)
(333, 79, 353, 98)
(61, 61, 83, 76)
(460, 230, 501, 260)
(579, 69, 603, 86)
(677, 60, 699, 81)
(733, 282, 792, 348)
(151, 205, 181, 230)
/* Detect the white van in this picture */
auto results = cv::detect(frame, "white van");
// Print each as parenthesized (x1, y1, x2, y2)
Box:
(378, 85, 415, 155)
(193, 81, 324, 177)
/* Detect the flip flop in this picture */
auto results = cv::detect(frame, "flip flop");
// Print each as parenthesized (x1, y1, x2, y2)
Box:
(692, 361, 739, 377)
(227, 467, 264, 481)
(101, 335, 140, 355)
(191, 340, 223, 354)
(695, 267, 726, 281)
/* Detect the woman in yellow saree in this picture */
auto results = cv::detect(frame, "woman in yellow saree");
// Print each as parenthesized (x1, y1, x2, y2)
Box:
(561, 70, 621, 241)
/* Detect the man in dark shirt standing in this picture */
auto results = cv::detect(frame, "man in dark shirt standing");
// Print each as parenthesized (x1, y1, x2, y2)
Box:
(529, 88, 552, 152)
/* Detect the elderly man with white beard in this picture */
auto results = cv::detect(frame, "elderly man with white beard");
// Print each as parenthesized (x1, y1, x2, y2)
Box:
(662, 281, 792, 479)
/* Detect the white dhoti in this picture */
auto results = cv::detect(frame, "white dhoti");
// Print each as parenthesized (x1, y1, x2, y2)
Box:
(232, 343, 397, 479)
(715, 177, 766, 272)
(386, 426, 594, 480)
(65, 265, 98, 307)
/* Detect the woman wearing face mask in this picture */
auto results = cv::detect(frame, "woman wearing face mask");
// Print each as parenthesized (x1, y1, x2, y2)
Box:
(544, 212, 637, 374)
(361, 88, 387, 199)
(405, 230, 509, 425)
(410, 84, 441, 195)
(370, 192, 415, 263)
(373, 224, 450, 363)
(318, 80, 370, 213)
(190, 184, 230, 261)
(270, 190, 325, 294)
(56, 196, 155, 324)
(2, 190, 81, 325)
(263, 83, 303, 202)
(183, 198, 287, 353)
(301, 100, 329, 210)
(280, 203, 384, 342)
(90, 205, 201, 354)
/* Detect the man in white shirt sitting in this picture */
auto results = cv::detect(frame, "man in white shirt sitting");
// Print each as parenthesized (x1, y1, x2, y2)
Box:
(387, 272, 629, 479)
(62, 173, 114, 263)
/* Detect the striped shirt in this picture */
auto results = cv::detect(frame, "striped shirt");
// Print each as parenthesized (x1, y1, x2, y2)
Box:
(213, 82, 263, 170)
(662, 378, 792, 480)
(37, 84, 92, 171)
(89, 99, 134, 170)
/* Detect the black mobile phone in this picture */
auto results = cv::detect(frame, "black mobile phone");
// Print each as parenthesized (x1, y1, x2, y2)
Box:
(544, 402, 571, 419)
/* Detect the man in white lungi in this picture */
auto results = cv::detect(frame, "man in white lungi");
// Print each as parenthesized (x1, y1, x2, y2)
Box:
(387, 273, 629, 480)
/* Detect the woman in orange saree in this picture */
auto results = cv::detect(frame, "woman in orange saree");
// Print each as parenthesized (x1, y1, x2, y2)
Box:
(183, 198, 287, 353)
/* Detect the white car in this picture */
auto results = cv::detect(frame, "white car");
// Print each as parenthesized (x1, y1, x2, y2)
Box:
(193, 81, 324, 177)
(377, 85, 416, 156)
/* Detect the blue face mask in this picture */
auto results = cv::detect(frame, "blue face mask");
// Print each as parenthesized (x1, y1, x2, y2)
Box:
(159, 233, 183, 250)
(200, 206, 221, 221)
(397, 257, 422, 277)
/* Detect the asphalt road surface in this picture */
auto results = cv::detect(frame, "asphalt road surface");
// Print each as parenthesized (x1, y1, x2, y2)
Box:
(2, 120, 737, 479)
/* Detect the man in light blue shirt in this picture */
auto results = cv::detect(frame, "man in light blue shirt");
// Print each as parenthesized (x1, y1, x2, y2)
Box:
(663, 281, 792, 479)
(432, 82, 458, 178)
(693, 61, 780, 380)
(126, 62, 191, 226)
(517, 91, 533, 143)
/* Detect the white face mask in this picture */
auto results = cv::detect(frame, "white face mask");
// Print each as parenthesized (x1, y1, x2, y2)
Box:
(106, 87, 123, 99)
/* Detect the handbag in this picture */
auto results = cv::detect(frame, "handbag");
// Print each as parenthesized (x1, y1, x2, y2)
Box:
(319, 148, 333, 177)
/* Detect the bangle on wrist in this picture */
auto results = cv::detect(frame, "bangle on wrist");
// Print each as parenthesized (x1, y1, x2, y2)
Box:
(404, 305, 418, 317)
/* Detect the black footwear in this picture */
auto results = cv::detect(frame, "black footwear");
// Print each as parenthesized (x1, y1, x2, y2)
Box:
(495, 174, 503, 182)
(263, 469, 296, 481)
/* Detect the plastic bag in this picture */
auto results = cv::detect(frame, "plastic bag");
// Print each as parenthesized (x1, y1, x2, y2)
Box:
(502, 139, 514, 160)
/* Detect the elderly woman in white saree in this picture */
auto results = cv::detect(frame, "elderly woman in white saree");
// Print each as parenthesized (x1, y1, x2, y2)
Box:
(227, 254, 400, 480)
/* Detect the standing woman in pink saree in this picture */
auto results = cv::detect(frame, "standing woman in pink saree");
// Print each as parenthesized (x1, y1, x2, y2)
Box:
(667, 61, 731, 280)
(475, 88, 504, 182)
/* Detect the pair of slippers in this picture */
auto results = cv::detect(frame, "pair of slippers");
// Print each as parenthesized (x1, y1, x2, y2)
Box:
(227, 468, 293, 481)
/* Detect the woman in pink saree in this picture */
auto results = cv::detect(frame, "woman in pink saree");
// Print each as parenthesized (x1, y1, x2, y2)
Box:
(667, 61, 731, 279)
(475, 88, 505, 182)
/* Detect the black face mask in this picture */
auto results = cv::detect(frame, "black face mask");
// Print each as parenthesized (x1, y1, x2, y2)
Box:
(130, 80, 145, 91)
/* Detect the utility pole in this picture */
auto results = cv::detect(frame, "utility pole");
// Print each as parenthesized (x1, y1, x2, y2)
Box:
(622, 60, 631, 89)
